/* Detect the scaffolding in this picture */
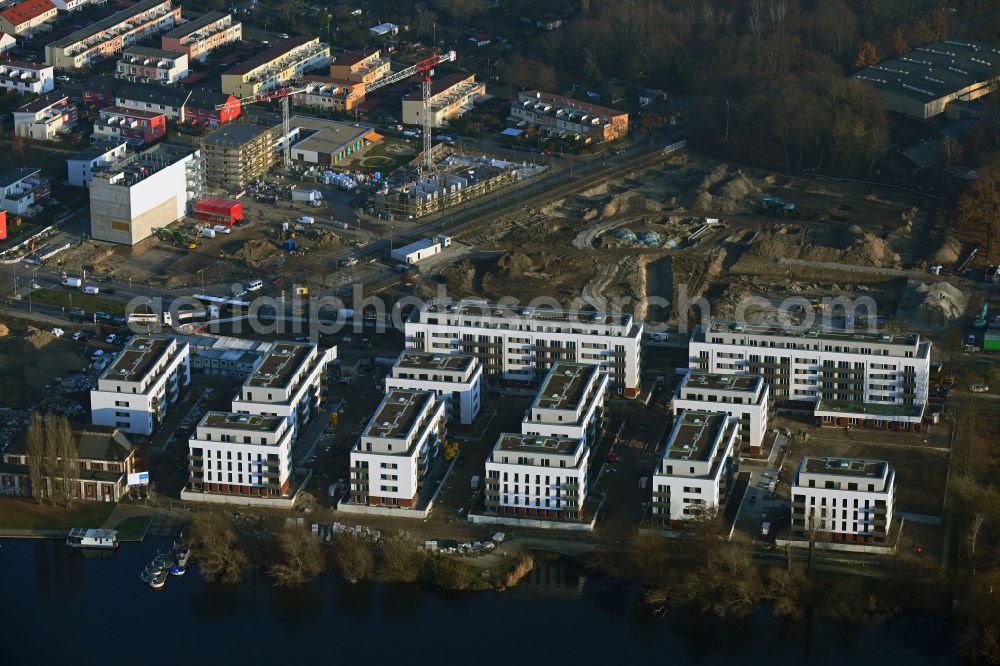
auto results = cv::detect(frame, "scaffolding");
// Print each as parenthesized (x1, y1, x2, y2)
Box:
(185, 149, 207, 210)
(369, 155, 521, 221)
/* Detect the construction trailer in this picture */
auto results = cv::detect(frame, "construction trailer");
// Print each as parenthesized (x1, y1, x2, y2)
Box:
(194, 197, 243, 226)
(390, 234, 451, 264)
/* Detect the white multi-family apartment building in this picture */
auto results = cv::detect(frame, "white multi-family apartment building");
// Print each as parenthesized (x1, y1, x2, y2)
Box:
(384, 351, 482, 425)
(791, 456, 895, 544)
(66, 140, 129, 188)
(220, 36, 329, 98)
(161, 11, 242, 62)
(484, 432, 589, 520)
(672, 371, 769, 455)
(230, 342, 335, 439)
(14, 92, 76, 141)
(186, 412, 294, 499)
(45, 0, 181, 70)
(90, 336, 191, 436)
(349, 390, 446, 508)
(0, 60, 53, 94)
(522, 361, 608, 447)
(115, 46, 190, 83)
(0, 167, 50, 216)
(402, 72, 485, 127)
(651, 410, 737, 525)
(689, 321, 932, 432)
(404, 300, 643, 397)
(0, 0, 57, 37)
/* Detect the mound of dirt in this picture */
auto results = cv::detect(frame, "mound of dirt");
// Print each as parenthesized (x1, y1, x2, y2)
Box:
(747, 226, 899, 268)
(229, 239, 283, 270)
(496, 251, 564, 280)
(304, 229, 344, 249)
(600, 199, 619, 219)
(680, 167, 761, 214)
(26, 328, 57, 350)
(897, 280, 969, 327)
(932, 235, 962, 265)
(442, 258, 476, 294)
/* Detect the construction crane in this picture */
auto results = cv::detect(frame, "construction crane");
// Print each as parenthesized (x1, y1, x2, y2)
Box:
(362, 50, 457, 173)
(214, 87, 306, 169)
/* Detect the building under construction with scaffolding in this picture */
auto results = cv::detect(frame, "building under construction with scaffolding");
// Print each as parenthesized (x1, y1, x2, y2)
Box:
(202, 122, 281, 193)
(203, 116, 382, 192)
(90, 142, 205, 247)
(367, 152, 538, 221)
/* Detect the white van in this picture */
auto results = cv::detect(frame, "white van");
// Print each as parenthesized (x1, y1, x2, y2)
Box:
(245, 279, 263, 292)
(62, 277, 82, 288)
(82, 285, 100, 295)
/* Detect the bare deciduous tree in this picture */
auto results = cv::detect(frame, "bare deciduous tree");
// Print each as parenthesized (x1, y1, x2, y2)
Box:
(748, 0, 765, 41)
(951, 474, 1000, 576)
(25, 412, 45, 503)
(768, 559, 810, 620)
(42, 413, 60, 501)
(187, 513, 249, 583)
(54, 416, 77, 506)
(804, 508, 828, 575)
(268, 528, 326, 587)
(682, 543, 764, 618)
(333, 535, 374, 584)
(381, 538, 425, 582)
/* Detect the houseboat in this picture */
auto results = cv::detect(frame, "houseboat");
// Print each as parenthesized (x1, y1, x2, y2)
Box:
(66, 528, 119, 550)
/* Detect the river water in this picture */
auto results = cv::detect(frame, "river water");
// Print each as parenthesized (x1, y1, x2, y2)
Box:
(0, 537, 956, 664)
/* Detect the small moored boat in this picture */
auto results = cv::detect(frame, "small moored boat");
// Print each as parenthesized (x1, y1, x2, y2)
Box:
(148, 570, 168, 589)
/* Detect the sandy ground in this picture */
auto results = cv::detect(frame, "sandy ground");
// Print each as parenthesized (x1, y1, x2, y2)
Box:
(436, 152, 968, 333)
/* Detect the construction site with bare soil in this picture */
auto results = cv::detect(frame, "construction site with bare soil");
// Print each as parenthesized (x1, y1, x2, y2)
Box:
(43, 144, 985, 343)
(419, 152, 977, 337)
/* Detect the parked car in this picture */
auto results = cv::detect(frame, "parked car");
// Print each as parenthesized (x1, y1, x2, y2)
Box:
(56, 75, 71, 82)
(970, 384, 990, 393)
(272, 276, 284, 285)
(105, 334, 116, 344)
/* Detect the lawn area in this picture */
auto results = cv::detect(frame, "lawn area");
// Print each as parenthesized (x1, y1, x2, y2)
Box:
(0, 498, 116, 531)
(0, 218, 48, 252)
(113, 515, 150, 541)
(31, 287, 127, 315)
(340, 138, 417, 173)
(0, 139, 76, 177)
